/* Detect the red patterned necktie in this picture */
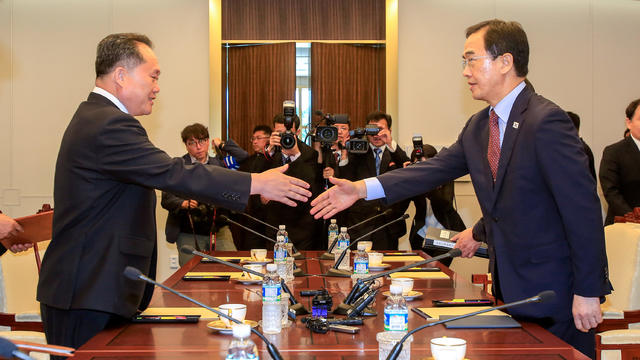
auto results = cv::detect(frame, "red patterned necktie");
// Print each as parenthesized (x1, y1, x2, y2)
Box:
(488, 109, 501, 182)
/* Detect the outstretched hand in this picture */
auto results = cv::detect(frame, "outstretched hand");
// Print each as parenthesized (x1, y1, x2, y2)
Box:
(251, 164, 311, 207)
(310, 177, 366, 219)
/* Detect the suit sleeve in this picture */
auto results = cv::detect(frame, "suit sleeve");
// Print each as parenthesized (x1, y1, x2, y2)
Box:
(97, 115, 251, 212)
(223, 138, 250, 163)
(599, 145, 633, 218)
(535, 108, 610, 297)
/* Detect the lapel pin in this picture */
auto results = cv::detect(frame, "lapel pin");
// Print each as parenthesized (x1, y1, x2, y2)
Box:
(513, 122, 519, 129)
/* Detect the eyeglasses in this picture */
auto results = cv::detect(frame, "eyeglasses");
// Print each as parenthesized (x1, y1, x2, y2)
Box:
(461, 55, 494, 69)
(250, 136, 270, 141)
(186, 138, 208, 147)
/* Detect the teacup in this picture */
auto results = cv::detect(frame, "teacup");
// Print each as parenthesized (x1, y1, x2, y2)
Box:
(251, 248, 267, 261)
(430, 337, 467, 360)
(243, 264, 264, 280)
(391, 277, 414, 296)
(368, 252, 384, 266)
(219, 303, 247, 327)
(359, 241, 373, 252)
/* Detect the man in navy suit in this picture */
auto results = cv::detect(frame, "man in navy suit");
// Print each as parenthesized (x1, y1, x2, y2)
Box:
(311, 20, 610, 358)
(37, 33, 311, 355)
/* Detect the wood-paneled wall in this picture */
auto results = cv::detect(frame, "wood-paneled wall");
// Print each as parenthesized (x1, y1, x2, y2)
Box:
(222, 43, 296, 151)
(311, 43, 386, 130)
(222, 0, 385, 40)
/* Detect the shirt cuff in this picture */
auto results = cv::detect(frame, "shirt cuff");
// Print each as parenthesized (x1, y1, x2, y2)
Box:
(364, 177, 386, 200)
(338, 158, 349, 166)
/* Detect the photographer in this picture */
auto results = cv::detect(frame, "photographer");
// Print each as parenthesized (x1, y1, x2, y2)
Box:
(340, 111, 410, 250)
(315, 116, 350, 180)
(253, 113, 324, 250)
(405, 144, 466, 267)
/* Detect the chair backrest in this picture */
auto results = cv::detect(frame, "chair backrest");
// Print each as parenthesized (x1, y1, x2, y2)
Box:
(603, 223, 640, 312)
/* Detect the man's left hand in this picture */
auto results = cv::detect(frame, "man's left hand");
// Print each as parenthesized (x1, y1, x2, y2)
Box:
(451, 228, 481, 258)
(572, 294, 602, 332)
(377, 128, 392, 146)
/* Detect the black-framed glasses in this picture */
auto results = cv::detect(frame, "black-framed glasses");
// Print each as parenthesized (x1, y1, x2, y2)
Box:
(186, 138, 208, 147)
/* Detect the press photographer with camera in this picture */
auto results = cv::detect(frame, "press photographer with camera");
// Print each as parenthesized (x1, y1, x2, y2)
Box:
(311, 112, 350, 180)
(253, 104, 324, 250)
(339, 111, 411, 250)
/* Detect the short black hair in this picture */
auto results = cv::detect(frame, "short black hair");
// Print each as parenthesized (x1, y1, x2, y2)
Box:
(366, 111, 392, 128)
(625, 98, 640, 120)
(95, 33, 153, 78)
(181, 123, 209, 143)
(273, 113, 300, 131)
(252, 125, 272, 135)
(566, 111, 580, 131)
(466, 19, 529, 77)
(411, 144, 438, 162)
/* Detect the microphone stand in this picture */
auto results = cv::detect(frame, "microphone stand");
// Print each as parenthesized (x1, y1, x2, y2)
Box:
(319, 209, 392, 260)
(385, 290, 556, 360)
(326, 214, 410, 277)
(332, 249, 462, 316)
(220, 215, 304, 262)
(181, 246, 309, 316)
(234, 211, 278, 231)
(123, 267, 284, 360)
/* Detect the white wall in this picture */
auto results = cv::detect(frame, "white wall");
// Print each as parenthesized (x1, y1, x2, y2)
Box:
(0, 0, 209, 313)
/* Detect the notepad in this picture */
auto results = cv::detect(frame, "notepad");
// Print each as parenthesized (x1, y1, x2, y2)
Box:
(442, 315, 521, 328)
(184, 272, 243, 279)
(415, 306, 509, 320)
(389, 271, 450, 279)
(141, 307, 220, 320)
(383, 255, 425, 262)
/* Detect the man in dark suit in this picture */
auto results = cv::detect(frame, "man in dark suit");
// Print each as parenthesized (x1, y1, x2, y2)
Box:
(161, 123, 249, 265)
(311, 20, 610, 358)
(339, 111, 410, 250)
(36, 33, 311, 354)
(406, 145, 466, 266)
(252, 114, 323, 250)
(599, 98, 640, 225)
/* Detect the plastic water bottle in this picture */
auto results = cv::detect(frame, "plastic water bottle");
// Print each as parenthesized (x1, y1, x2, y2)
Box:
(351, 243, 369, 282)
(277, 225, 289, 243)
(384, 285, 408, 332)
(274, 235, 287, 279)
(226, 323, 259, 359)
(327, 219, 339, 249)
(333, 227, 350, 270)
(262, 263, 282, 334)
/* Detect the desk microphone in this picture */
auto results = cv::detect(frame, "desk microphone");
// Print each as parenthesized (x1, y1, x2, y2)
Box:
(219, 215, 304, 261)
(124, 266, 284, 360)
(326, 214, 410, 277)
(385, 290, 557, 360)
(233, 211, 278, 231)
(0, 337, 35, 360)
(332, 249, 462, 316)
(320, 209, 393, 260)
(180, 245, 309, 316)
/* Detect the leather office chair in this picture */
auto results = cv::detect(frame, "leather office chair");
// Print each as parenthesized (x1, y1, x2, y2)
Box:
(596, 222, 640, 360)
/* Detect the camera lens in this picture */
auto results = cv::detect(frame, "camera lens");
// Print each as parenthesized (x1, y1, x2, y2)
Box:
(281, 132, 296, 149)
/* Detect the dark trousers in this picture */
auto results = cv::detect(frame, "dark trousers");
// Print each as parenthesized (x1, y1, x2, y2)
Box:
(41, 303, 126, 360)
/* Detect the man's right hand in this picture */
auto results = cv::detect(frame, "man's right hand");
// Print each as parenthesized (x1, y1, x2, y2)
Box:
(450, 227, 481, 258)
(251, 164, 311, 207)
(310, 177, 366, 219)
(0, 213, 23, 240)
(267, 132, 281, 153)
(181, 200, 198, 209)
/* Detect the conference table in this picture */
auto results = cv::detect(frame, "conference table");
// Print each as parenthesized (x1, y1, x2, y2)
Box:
(74, 250, 589, 359)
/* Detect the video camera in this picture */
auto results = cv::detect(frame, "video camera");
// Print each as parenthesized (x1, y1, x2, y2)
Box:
(345, 124, 380, 154)
(412, 135, 424, 158)
(312, 111, 349, 146)
(278, 100, 297, 150)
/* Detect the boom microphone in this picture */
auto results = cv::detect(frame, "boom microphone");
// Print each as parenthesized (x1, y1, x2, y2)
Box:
(0, 337, 35, 360)
(180, 245, 309, 315)
(385, 290, 557, 360)
(219, 215, 304, 261)
(234, 211, 278, 231)
(327, 214, 410, 277)
(123, 266, 283, 360)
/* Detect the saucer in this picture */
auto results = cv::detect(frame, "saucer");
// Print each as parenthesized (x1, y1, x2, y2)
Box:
(235, 275, 263, 285)
(369, 263, 391, 271)
(382, 290, 423, 301)
(207, 319, 258, 334)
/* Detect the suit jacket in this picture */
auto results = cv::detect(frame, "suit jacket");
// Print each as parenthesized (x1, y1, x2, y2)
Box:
(377, 85, 611, 321)
(600, 136, 640, 225)
(162, 140, 248, 244)
(252, 141, 324, 250)
(408, 181, 466, 250)
(341, 146, 410, 250)
(37, 92, 251, 318)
